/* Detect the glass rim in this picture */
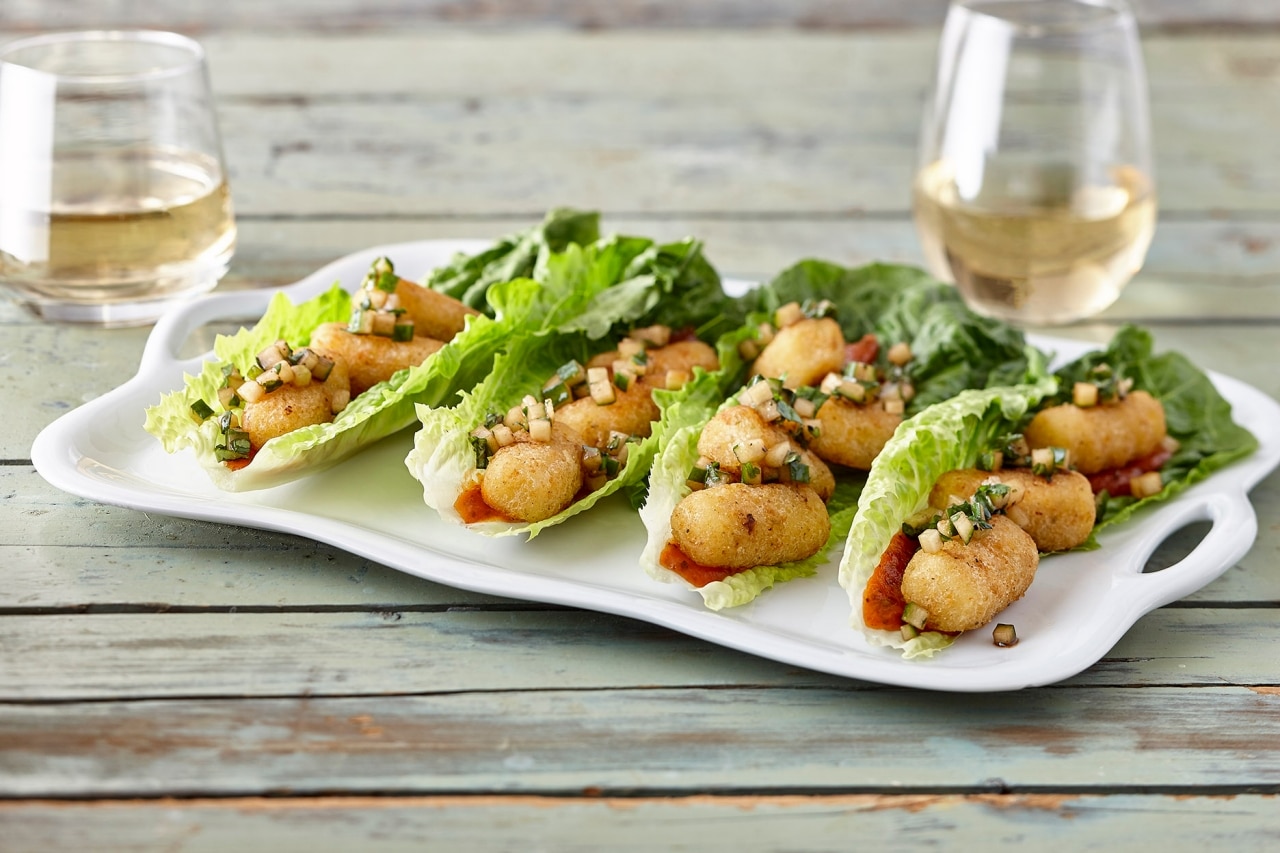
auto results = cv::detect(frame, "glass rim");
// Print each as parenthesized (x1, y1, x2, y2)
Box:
(950, 0, 1136, 34)
(0, 30, 206, 84)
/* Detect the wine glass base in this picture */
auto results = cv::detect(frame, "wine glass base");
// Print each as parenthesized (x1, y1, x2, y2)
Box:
(5, 275, 222, 328)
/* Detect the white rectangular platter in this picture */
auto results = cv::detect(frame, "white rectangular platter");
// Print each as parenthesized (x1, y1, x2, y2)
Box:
(31, 240, 1280, 691)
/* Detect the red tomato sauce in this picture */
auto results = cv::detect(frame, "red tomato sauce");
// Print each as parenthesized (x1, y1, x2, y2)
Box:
(1087, 443, 1175, 497)
(454, 483, 513, 524)
(659, 542, 741, 588)
(861, 531, 919, 630)
(845, 333, 879, 366)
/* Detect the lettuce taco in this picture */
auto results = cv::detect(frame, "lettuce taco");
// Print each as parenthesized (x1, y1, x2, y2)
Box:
(841, 325, 1258, 658)
(143, 209, 603, 491)
(639, 260, 1046, 609)
(406, 233, 739, 536)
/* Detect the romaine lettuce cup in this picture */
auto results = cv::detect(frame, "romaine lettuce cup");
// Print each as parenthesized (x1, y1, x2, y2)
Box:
(840, 326, 1259, 659)
(637, 259, 1048, 610)
(144, 209, 609, 492)
(638, 364, 864, 611)
(405, 235, 738, 537)
(838, 377, 1058, 658)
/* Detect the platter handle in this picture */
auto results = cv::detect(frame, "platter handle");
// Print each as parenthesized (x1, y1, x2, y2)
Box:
(1118, 488, 1258, 609)
(141, 290, 276, 368)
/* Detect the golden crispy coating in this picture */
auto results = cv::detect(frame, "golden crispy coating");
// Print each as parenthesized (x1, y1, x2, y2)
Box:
(640, 339, 719, 387)
(480, 424, 584, 522)
(899, 515, 1039, 633)
(586, 349, 617, 370)
(1024, 390, 1167, 475)
(555, 340, 718, 448)
(810, 397, 902, 470)
(670, 483, 830, 569)
(751, 317, 845, 389)
(696, 405, 835, 501)
(241, 359, 351, 449)
(391, 277, 479, 342)
(931, 468, 1096, 553)
(554, 385, 660, 449)
(309, 323, 444, 396)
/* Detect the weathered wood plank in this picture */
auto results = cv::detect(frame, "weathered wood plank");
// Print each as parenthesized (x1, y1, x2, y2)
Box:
(191, 33, 1280, 216)
(0, 542, 501, 611)
(4, 1, 1280, 34)
(194, 34, 1280, 99)
(3, 793, 1280, 852)
(209, 91, 1280, 217)
(2, 687, 1278, 797)
(0, 607, 1276, 702)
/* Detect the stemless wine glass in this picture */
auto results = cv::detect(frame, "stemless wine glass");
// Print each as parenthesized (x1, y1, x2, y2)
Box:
(913, 0, 1155, 325)
(0, 31, 236, 326)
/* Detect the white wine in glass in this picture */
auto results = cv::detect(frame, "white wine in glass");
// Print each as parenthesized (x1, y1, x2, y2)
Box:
(913, 0, 1156, 325)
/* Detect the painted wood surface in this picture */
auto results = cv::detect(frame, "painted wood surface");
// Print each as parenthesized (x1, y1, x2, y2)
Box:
(5, 1, 1280, 33)
(2, 5, 1279, 849)
(4, 687, 1280, 797)
(3, 794, 1277, 852)
(0, 606, 1278, 701)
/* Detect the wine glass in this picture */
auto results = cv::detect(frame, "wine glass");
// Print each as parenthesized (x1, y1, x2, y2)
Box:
(912, 0, 1155, 326)
(0, 31, 236, 326)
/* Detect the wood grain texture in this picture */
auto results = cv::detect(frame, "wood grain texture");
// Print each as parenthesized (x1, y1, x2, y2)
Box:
(3, 687, 1279, 797)
(0, 607, 1277, 702)
(191, 34, 1280, 217)
(4, 1, 1280, 33)
(3, 794, 1280, 851)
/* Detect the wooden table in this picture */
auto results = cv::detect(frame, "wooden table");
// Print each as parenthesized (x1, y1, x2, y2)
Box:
(4, 4, 1279, 848)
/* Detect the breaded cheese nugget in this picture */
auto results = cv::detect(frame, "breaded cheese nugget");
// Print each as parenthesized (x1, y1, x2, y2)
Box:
(309, 322, 444, 396)
(391, 277, 479, 342)
(670, 483, 830, 569)
(241, 359, 351, 449)
(751, 317, 844, 389)
(641, 339, 719, 387)
(1024, 390, 1166, 475)
(696, 406, 835, 501)
(554, 385, 660, 449)
(931, 468, 1096, 553)
(481, 428, 584, 522)
(810, 397, 902, 470)
(899, 515, 1039, 633)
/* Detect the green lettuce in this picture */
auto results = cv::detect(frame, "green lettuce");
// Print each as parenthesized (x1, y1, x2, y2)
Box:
(405, 236, 734, 537)
(142, 283, 511, 492)
(838, 373, 1058, 657)
(737, 260, 1041, 411)
(424, 208, 603, 313)
(636, 322, 864, 609)
(1049, 325, 1259, 531)
(639, 398, 864, 610)
(633, 261, 1046, 611)
(143, 214, 608, 492)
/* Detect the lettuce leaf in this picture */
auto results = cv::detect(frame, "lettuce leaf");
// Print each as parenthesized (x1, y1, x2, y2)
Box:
(142, 283, 512, 492)
(144, 284, 352, 461)
(405, 236, 735, 537)
(637, 323, 863, 610)
(424, 208, 602, 313)
(1049, 325, 1259, 530)
(144, 216, 613, 492)
(737, 260, 1042, 411)
(838, 374, 1058, 657)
